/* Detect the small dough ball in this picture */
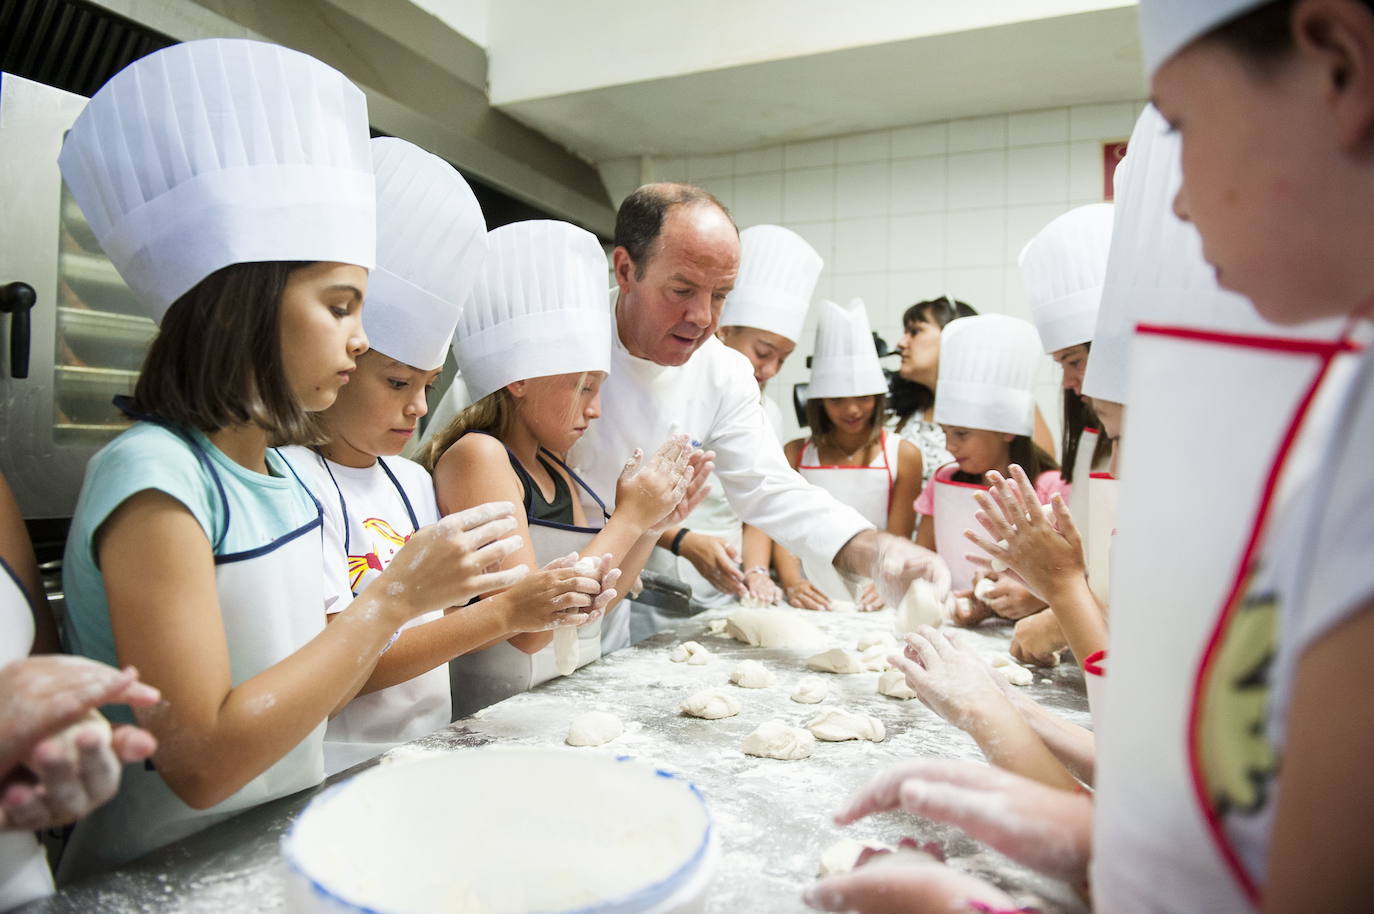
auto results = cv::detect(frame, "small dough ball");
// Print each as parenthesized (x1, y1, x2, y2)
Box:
(790, 676, 829, 704)
(565, 710, 623, 747)
(725, 608, 829, 650)
(805, 648, 865, 674)
(741, 719, 814, 760)
(858, 645, 892, 672)
(860, 847, 939, 872)
(894, 578, 946, 635)
(877, 669, 918, 700)
(990, 541, 1010, 574)
(818, 837, 894, 876)
(729, 659, 777, 689)
(705, 618, 728, 636)
(856, 631, 899, 653)
(669, 640, 713, 665)
(806, 708, 885, 742)
(572, 556, 602, 576)
(681, 688, 740, 719)
(973, 576, 997, 602)
(981, 651, 1034, 687)
(828, 600, 857, 614)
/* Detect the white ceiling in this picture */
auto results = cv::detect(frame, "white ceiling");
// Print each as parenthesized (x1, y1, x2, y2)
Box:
(495, 6, 1146, 162)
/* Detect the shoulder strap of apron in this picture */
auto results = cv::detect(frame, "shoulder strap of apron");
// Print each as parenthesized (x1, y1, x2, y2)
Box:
(376, 457, 420, 530)
(537, 448, 611, 523)
(112, 395, 231, 552)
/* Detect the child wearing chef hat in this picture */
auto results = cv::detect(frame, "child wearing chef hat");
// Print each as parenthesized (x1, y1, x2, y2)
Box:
(56, 40, 526, 879)
(659, 223, 822, 608)
(279, 139, 614, 775)
(808, 3, 1374, 912)
(424, 220, 704, 717)
(773, 298, 923, 612)
(911, 314, 1067, 622)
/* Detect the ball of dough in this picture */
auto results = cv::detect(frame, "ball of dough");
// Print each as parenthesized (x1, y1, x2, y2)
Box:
(680, 688, 740, 720)
(877, 669, 918, 700)
(668, 640, 713, 665)
(894, 578, 946, 635)
(973, 575, 997, 603)
(805, 648, 865, 674)
(565, 711, 623, 747)
(729, 659, 777, 689)
(990, 541, 1010, 574)
(572, 556, 602, 576)
(741, 719, 814, 760)
(805, 708, 885, 742)
(738, 593, 774, 609)
(790, 676, 829, 704)
(981, 651, 1035, 687)
(856, 631, 899, 653)
(828, 600, 857, 614)
(705, 618, 728, 636)
(724, 608, 829, 650)
(818, 837, 894, 876)
(858, 645, 892, 672)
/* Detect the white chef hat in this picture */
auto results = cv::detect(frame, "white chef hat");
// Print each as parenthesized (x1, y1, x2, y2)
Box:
(1138, 0, 1269, 77)
(57, 39, 375, 325)
(1083, 105, 1265, 406)
(807, 299, 888, 399)
(364, 137, 487, 371)
(1019, 203, 1115, 355)
(454, 220, 611, 402)
(720, 225, 823, 344)
(935, 315, 1042, 436)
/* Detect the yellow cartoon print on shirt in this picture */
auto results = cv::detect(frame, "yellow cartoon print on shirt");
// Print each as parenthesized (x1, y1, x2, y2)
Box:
(345, 517, 411, 594)
(1196, 571, 1279, 821)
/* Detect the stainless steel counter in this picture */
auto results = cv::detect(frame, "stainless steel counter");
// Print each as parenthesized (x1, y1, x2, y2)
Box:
(23, 606, 1090, 913)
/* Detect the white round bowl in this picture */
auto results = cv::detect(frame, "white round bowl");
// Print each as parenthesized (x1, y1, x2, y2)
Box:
(282, 748, 715, 913)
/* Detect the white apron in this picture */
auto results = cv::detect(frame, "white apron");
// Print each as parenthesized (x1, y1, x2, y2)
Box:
(448, 448, 614, 720)
(1092, 321, 1359, 912)
(796, 432, 897, 602)
(1067, 427, 1118, 602)
(930, 465, 986, 594)
(305, 455, 450, 776)
(58, 424, 327, 883)
(0, 559, 55, 910)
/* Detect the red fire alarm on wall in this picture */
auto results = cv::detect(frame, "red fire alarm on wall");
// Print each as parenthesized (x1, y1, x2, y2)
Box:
(1103, 141, 1129, 200)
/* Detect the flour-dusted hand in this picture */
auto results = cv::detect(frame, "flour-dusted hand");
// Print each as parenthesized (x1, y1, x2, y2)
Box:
(679, 532, 746, 598)
(783, 578, 831, 611)
(979, 574, 1045, 621)
(856, 582, 885, 613)
(489, 552, 607, 633)
(743, 566, 782, 604)
(964, 467, 1085, 605)
(804, 854, 1015, 913)
(1010, 610, 1067, 667)
(615, 435, 696, 533)
(890, 626, 1013, 732)
(376, 500, 527, 622)
(834, 758, 1093, 883)
(653, 449, 715, 533)
(868, 534, 952, 609)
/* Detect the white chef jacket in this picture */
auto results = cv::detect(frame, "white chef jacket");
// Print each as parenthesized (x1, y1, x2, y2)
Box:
(570, 297, 873, 570)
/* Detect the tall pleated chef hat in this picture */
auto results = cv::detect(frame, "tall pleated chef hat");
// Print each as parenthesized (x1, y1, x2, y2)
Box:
(1082, 105, 1268, 406)
(807, 298, 888, 399)
(454, 220, 611, 402)
(720, 224, 823, 344)
(1019, 203, 1115, 355)
(365, 137, 487, 371)
(57, 39, 374, 325)
(935, 315, 1042, 436)
(1138, 0, 1268, 76)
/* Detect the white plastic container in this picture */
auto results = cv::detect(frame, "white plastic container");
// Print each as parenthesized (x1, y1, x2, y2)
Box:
(282, 748, 715, 913)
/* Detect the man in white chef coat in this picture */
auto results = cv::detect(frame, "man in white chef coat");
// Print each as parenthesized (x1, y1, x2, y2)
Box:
(571, 183, 949, 647)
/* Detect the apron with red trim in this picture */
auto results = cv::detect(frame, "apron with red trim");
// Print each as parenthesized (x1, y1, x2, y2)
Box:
(1066, 428, 1118, 602)
(1091, 321, 1361, 912)
(930, 467, 988, 593)
(797, 431, 897, 602)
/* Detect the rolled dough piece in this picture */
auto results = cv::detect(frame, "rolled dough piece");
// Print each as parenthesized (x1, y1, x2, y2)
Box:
(858, 644, 892, 672)
(856, 631, 899, 653)
(668, 640, 713, 665)
(893, 578, 945, 635)
(990, 540, 1010, 573)
(806, 708, 885, 742)
(790, 676, 829, 704)
(729, 659, 777, 689)
(741, 719, 814, 760)
(565, 711, 623, 747)
(681, 688, 740, 719)
(972, 576, 997, 603)
(705, 619, 728, 636)
(982, 651, 1035, 686)
(557, 556, 604, 677)
(828, 600, 857, 614)
(860, 847, 938, 872)
(877, 670, 918, 700)
(805, 648, 865, 674)
(818, 837, 894, 876)
(725, 608, 829, 650)
(739, 594, 774, 608)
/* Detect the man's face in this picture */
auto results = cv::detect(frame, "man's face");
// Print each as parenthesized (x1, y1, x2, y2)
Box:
(613, 203, 740, 366)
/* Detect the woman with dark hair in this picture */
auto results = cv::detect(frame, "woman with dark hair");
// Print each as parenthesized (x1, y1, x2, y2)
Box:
(887, 296, 977, 487)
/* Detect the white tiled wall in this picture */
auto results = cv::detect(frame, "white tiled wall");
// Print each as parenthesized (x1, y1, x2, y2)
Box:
(643, 100, 1146, 444)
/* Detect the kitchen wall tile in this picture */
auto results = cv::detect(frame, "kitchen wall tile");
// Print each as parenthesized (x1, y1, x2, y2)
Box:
(734, 144, 784, 175)
(836, 129, 891, 164)
(1007, 144, 1070, 206)
(891, 122, 947, 158)
(832, 216, 889, 274)
(947, 150, 1006, 210)
(1008, 108, 1069, 147)
(652, 156, 688, 182)
(1068, 140, 1107, 201)
(1005, 203, 1073, 263)
(731, 171, 785, 226)
(687, 153, 733, 181)
(888, 213, 944, 272)
(784, 137, 837, 169)
(948, 114, 1008, 152)
(1069, 102, 1138, 141)
(787, 220, 835, 270)
(783, 166, 835, 222)
(833, 272, 889, 315)
(890, 156, 946, 214)
(836, 160, 891, 218)
(946, 209, 1007, 269)
(945, 267, 1008, 312)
